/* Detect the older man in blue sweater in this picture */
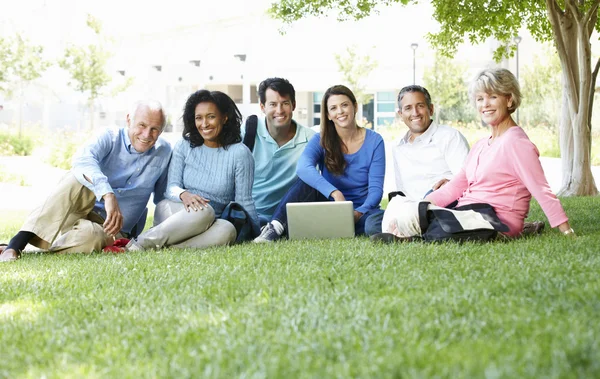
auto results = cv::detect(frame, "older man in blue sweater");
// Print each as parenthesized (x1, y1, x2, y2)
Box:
(0, 100, 172, 262)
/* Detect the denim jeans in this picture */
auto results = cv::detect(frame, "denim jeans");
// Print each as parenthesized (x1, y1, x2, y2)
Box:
(271, 178, 383, 236)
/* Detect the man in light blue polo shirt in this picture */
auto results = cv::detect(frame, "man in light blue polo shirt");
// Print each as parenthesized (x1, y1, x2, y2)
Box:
(243, 78, 315, 226)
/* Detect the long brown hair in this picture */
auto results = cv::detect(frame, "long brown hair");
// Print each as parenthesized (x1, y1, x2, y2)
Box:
(320, 85, 358, 175)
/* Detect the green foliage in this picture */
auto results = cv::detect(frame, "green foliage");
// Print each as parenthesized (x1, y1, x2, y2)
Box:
(334, 45, 378, 105)
(423, 53, 476, 124)
(269, 0, 411, 23)
(0, 166, 29, 186)
(41, 131, 85, 170)
(59, 15, 112, 103)
(520, 44, 562, 130)
(1, 198, 600, 377)
(0, 34, 49, 97)
(0, 131, 35, 156)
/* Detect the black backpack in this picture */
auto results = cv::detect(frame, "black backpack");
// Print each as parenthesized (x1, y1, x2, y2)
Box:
(242, 115, 258, 152)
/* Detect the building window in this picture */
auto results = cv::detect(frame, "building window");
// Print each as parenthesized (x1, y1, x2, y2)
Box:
(312, 92, 323, 127)
(375, 91, 397, 128)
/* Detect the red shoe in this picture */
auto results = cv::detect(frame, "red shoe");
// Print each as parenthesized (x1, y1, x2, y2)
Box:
(102, 238, 130, 254)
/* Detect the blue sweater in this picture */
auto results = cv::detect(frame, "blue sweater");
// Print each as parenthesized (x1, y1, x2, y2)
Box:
(166, 140, 258, 226)
(296, 129, 385, 214)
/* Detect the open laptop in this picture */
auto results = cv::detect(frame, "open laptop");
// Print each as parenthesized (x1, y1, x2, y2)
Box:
(286, 201, 355, 240)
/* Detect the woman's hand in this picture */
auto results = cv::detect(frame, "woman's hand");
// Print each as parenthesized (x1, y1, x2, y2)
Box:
(180, 191, 210, 212)
(330, 190, 346, 202)
(557, 221, 575, 237)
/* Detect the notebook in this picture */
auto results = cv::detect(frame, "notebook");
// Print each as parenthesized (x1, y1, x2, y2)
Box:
(286, 201, 355, 240)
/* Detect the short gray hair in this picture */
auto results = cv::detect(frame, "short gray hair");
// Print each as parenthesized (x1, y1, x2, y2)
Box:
(469, 68, 522, 114)
(129, 100, 167, 129)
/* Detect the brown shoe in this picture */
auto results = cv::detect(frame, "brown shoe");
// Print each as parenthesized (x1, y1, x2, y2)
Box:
(521, 221, 545, 237)
(0, 248, 21, 262)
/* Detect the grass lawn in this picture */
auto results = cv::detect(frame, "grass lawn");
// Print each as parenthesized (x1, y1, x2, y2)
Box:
(1, 198, 599, 378)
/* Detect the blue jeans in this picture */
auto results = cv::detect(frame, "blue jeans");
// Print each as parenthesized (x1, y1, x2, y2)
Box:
(271, 178, 383, 236)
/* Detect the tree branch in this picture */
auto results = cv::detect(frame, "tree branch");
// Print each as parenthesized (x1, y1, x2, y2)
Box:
(587, 56, 600, 137)
(584, 0, 600, 36)
(564, 0, 582, 22)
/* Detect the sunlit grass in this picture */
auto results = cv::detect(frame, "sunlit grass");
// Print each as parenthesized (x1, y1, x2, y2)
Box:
(1, 197, 599, 377)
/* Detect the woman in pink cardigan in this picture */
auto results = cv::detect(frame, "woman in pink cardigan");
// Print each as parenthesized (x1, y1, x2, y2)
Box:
(425, 68, 574, 237)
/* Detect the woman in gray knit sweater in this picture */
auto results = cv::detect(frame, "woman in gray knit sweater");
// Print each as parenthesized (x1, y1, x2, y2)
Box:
(127, 90, 257, 250)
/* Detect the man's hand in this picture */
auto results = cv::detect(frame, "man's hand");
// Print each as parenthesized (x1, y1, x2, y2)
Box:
(180, 191, 210, 212)
(353, 210, 363, 224)
(103, 193, 123, 237)
(330, 190, 346, 202)
(432, 178, 450, 191)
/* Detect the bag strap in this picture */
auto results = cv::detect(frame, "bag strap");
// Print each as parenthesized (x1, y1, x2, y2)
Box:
(243, 115, 258, 152)
(418, 201, 431, 234)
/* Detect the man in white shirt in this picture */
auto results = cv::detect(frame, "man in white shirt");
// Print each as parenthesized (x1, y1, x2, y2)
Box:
(365, 85, 469, 235)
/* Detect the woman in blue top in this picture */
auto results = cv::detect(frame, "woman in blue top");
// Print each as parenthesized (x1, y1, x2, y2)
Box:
(127, 90, 258, 250)
(254, 84, 386, 242)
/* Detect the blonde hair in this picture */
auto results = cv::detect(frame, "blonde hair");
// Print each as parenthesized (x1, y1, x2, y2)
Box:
(469, 68, 522, 114)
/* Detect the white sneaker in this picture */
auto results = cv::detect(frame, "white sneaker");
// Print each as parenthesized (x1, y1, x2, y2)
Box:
(125, 239, 144, 251)
(253, 223, 281, 243)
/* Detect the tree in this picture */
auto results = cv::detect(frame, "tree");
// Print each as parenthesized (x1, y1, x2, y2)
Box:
(59, 14, 115, 130)
(0, 34, 50, 135)
(269, 0, 599, 196)
(334, 45, 378, 125)
(422, 53, 474, 125)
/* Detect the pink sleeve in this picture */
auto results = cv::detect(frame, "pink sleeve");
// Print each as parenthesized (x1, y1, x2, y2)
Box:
(509, 139, 568, 228)
(427, 167, 468, 206)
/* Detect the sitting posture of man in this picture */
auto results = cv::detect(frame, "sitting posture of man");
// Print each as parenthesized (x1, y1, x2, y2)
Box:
(365, 85, 469, 235)
(0, 100, 172, 262)
(243, 77, 315, 226)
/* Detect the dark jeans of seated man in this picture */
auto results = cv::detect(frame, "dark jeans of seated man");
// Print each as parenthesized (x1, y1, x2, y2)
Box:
(271, 178, 384, 236)
(364, 190, 458, 236)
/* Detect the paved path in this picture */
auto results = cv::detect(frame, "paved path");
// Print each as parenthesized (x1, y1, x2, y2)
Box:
(1, 152, 599, 212)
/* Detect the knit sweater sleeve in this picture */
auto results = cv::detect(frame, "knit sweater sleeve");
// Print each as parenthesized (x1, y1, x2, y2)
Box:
(297, 134, 338, 198)
(165, 139, 188, 202)
(355, 133, 385, 214)
(233, 144, 259, 228)
(508, 136, 568, 228)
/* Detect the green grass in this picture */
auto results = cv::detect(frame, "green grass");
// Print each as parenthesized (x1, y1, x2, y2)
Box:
(1, 198, 599, 378)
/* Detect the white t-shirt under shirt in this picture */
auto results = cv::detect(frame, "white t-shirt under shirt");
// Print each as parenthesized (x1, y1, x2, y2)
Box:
(392, 122, 469, 200)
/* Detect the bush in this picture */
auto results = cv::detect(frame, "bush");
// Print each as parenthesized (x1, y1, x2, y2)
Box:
(0, 131, 35, 156)
(42, 131, 84, 170)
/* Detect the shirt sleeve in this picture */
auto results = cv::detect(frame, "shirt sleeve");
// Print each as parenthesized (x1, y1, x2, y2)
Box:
(443, 130, 470, 176)
(355, 136, 385, 214)
(508, 138, 568, 228)
(234, 145, 259, 229)
(392, 145, 404, 192)
(296, 134, 338, 198)
(71, 129, 114, 201)
(153, 155, 171, 205)
(165, 140, 187, 202)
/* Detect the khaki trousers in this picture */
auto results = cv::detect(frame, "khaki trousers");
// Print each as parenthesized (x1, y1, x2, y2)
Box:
(21, 172, 113, 253)
(138, 200, 236, 249)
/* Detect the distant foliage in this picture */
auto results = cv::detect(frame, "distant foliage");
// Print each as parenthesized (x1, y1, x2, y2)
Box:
(0, 131, 34, 156)
(43, 132, 82, 170)
(423, 53, 476, 124)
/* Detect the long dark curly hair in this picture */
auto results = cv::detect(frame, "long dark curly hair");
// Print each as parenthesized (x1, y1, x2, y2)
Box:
(182, 90, 242, 149)
(320, 85, 358, 175)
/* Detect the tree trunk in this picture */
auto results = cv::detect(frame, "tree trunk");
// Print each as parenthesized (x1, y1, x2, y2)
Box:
(89, 99, 95, 130)
(547, 0, 599, 196)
